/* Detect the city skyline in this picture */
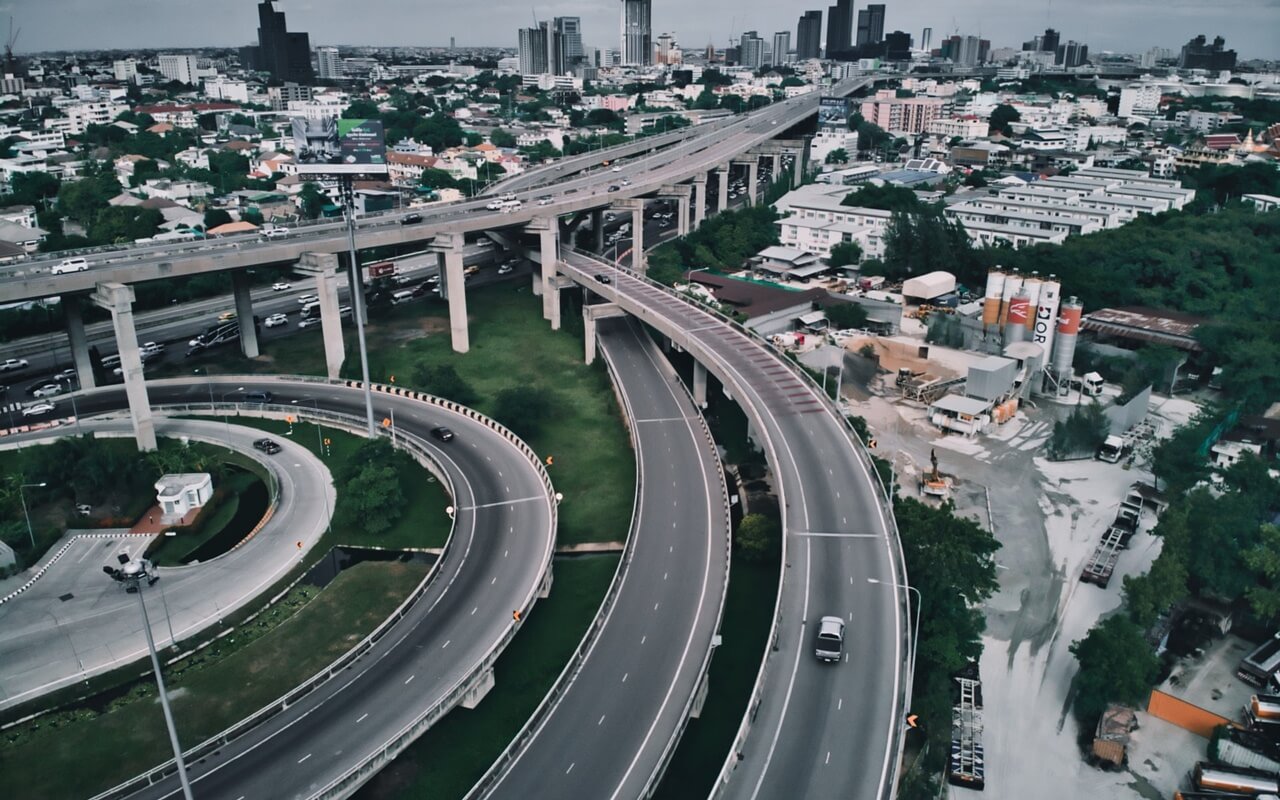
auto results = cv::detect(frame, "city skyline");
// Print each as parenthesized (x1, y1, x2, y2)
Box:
(4, 0, 1278, 60)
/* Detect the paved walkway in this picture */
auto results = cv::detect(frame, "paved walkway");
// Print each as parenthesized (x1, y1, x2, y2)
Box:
(129, 503, 199, 534)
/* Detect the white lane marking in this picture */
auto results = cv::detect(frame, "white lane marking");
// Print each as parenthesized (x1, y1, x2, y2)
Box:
(357, 713, 368, 723)
(442, 640, 451, 649)
(622, 673, 629, 683)
(793, 531, 879, 538)
(838, 698, 843, 711)
(404, 675, 415, 685)
(457, 496, 544, 510)
(749, 539, 812, 800)
(471, 606, 478, 615)
(598, 715, 607, 726)
(654, 602, 660, 611)
(663, 572, 668, 580)
(825, 751, 831, 765)
(641, 635, 647, 645)
(298, 753, 312, 764)
(566, 763, 575, 775)
(491, 576, 497, 585)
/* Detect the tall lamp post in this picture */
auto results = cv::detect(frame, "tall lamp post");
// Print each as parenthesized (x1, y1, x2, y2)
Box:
(103, 555, 195, 800)
(867, 577, 922, 711)
(219, 387, 245, 439)
(338, 176, 377, 436)
(19, 482, 47, 549)
(290, 398, 324, 454)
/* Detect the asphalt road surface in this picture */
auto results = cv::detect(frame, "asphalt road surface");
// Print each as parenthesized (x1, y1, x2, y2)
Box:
(26, 378, 555, 800)
(0, 415, 334, 711)
(558, 251, 906, 800)
(481, 317, 728, 799)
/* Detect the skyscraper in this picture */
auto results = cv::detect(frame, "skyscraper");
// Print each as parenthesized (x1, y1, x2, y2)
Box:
(739, 31, 765, 69)
(884, 31, 912, 61)
(554, 17, 584, 72)
(621, 0, 652, 66)
(518, 25, 549, 75)
(921, 27, 932, 52)
(856, 4, 886, 48)
(315, 46, 340, 80)
(772, 31, 791, 66)
(253, 1, 314, 84)
(1178, 34, 1236, 70)
(1041, 28, 1060, 54)
(826, 0, 853, 57)
(1056, 40, 1089, 68)
(797, 10, 823, 60)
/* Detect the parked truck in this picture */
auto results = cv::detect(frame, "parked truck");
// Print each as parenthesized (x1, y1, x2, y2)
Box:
(1192, 761, 1280, 794)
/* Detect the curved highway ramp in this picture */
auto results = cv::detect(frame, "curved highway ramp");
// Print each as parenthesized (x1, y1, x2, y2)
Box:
(472, 317, 730, 800)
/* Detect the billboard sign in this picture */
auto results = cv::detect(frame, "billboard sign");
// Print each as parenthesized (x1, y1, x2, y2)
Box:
(292, 116, 388, 176)
(818, 97, 850, 130)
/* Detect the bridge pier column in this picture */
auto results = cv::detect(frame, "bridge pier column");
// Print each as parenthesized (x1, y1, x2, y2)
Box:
(692, 360, 707, 408)
(539, 225, 557, 322)
(691, 175, 706, 230)
(584, 307, 597, 366)
(743, 160, 759, 207)
(690, 670, 710, 718)
(63, 294, 96, 390)
(716, 166, 730, 214)
(434, 234, 470, 354)
(592, 208, 605, 253)
(460, 667, 495, 709)
(793, 143, 806, 188)
(631, 203, 645, 273)
(91, 282, 156, 452)
(298, 253, 345, 379)
(231, 271, 260, 359)
(771, 152, 781, 178)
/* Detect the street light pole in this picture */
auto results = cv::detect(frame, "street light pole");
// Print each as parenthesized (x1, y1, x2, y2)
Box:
(19, 482, 47, 549)
(104, 557, 195, 800)
(340, 176, 376, 436)
(867, 577, 922, 710)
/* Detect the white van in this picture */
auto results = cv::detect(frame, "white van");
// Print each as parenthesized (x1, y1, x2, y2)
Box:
(814, 616, 846, 662)
(261, 226, 290, 240)
(52, 257, 89, 275)
(391, 290, 414, 305)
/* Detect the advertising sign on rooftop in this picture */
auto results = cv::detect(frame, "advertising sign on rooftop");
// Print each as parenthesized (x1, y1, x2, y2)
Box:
(818, 97, 851, 130)
(291, 116, 388, 176)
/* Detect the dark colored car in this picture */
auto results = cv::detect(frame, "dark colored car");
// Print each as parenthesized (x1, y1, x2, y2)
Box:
(400, 213, 423, 225)
(253, 438, 282, 454)
(608, 184, 620, 192)
(244, 390, 274, 404)
(594, 274, 612, 284)
(431, 426, 455, 442)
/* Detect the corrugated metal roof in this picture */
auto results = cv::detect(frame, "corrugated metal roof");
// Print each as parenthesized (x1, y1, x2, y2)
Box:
(1083, 306, 1205, 351)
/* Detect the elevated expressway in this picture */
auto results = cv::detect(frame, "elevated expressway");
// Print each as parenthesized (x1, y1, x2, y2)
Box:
(56, 377, 558, 800)
(557, 251, 909, 800)
(0, 415, 334, 712)
(474, 317, 730, 799)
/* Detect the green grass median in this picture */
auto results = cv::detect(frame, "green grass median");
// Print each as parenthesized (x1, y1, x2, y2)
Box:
(0, 560, 430, 799)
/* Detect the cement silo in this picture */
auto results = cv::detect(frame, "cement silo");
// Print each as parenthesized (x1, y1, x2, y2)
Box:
(1021, 276, 1043, 334)
(982, 270, 1006, 330)
(1052, 297, 1084, 380)
(1032, 278, 1062, 363)
(997, 273, 1024, 328)
(1005, 291, 1031, 344)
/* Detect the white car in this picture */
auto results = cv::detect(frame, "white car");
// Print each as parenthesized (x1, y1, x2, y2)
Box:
(33, 384, 63, 398)
(140, 341, 164, 354)
(298, 316, 321, 328)
(272, 282, 292, 291)
(53, 368, 77, 382)
(497, 264, 513, 275)
(264, 313, 289, 328)
(261, 227, 290, 240)
(611, 166, 622, 172)
(22, 401, 55, 417)
(52, 257, 89, 275)
(485, 200, 504, 211)
(537, 196, 553, 206)
(0, 358, 28, 372)
(297, 294, 318, 306)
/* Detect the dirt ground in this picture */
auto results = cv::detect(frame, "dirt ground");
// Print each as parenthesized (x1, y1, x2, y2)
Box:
(841, 345, 1209, 800)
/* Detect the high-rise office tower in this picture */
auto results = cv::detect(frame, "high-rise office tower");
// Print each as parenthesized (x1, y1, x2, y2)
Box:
(772, 31, 791, 65)
(518, 25, 549, 75)
(554, 17, 584, 72)
(315, 46, 340, 80)
(884, 31, 912, 61)
(739, 31, 765, 69)
(797, 10, 823, 60)
(620, 0, 653, 66)
(921, 27, 932, 51)
(856, 4, 886, 47)
(253, 1, 314, 84)
(826, 0, 853, 56)
(1056, 40, 1089, 68)
(1041, 28, 1060, 53)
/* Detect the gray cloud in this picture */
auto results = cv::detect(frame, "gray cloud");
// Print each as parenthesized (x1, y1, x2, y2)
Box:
(7, 0, 1277, 59)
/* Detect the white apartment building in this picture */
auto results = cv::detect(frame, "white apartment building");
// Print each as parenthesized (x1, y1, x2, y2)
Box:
(113, 59, 139, 83)
(204, 77, 249, 104)
(158, 54, 200, 85)
(316, 47, 342, 80)
(773, 185, 893, 259)
(52, 101, 118, 135)
(809, 127, 859, 165)
(927, 116, 989, 140)
(285, 94, 346, 120)
(1117, 84, 1161, 119)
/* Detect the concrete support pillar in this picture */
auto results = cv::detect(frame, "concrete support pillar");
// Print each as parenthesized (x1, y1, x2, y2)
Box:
(547, 278, 562, 331)
(584, 307, 597, 366)
(538, 225, 557, 322)
(531, 269, 542, 296)
(793, 144, 805, 188)
(691, 176, 707, 230)
(434, 233, 470, 354)
(231, 271, 260, 359)
(692, 360, 707, 408)
(297, 253, 345, 379)
(91, 283, 155, 452)
(676, 193, 690, 237)
(716, 166, 730, 214)
(746, 160, 759, 207)
(631, 203, 644, 274)
(771, 152, 782, 178)
(592, 208, 605, 252)
(63, 294, 95, 390)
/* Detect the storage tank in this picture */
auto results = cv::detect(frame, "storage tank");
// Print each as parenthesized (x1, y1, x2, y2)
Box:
(997, 273, 1024, 327)
(1005, 292, 1031, 344)
(1032, 279, 1062, 364)
(982, 270, 1006, 329)
(1021, 276, 1043, 334)
(1052, 297, 1083, 379)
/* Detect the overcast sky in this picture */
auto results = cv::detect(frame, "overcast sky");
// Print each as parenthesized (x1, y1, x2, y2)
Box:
(6, 0, 1278, 60)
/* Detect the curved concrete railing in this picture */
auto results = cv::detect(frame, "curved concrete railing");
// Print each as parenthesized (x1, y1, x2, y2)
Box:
(558, 251, 910, 800)
(87, 377, 557, 800)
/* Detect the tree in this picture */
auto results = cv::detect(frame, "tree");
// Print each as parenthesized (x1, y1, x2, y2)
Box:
(825, 148, 849, 165)
(92, 207, 163, 244)
(828, 241, 863, 267)
(841, 183, 925, 213)
(339, 462, 404, 535)
(583, 109, 625, 131)
(693, 90, 719, 110)
(735, 513, 779, 561)
(720, 95, 745, 113)
(1070, 616, 1160, 724)
(203, 209, 233, 230)
(342, 99, 382, 119)
(5, 172, 60, 207)
(1046, 402, 1110, 460)
(57, 172, 120, 225)
(824, 301, 869, 329)
(493, 386, 555, 439)
(410, 363, 477, 405)
(413, 113, 465, 152)
(1244, 525, 1280, 625)
(989, 104, 1021, 137)
(489, 128, 517, 148)
(299, 182, 326, 220)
